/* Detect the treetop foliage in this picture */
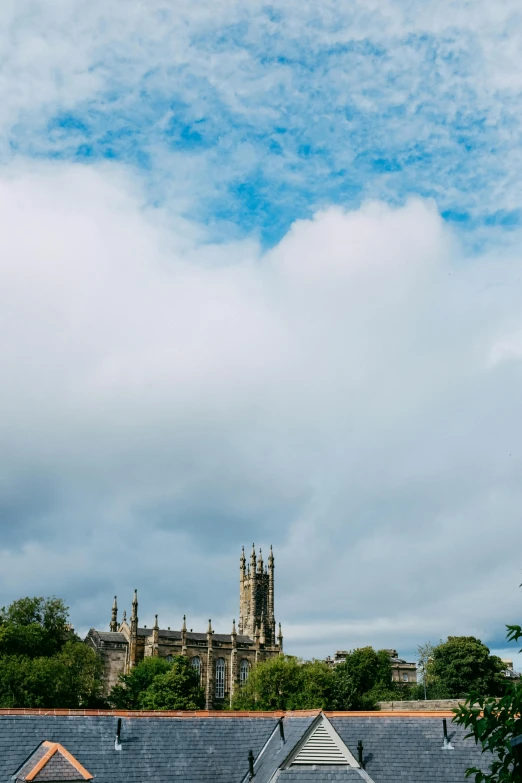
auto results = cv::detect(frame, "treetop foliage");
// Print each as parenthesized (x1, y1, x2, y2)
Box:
(109, 656, 205, 710)
(452, 620, 522, 782)
(0, 596, 70, 658)
(231, 647, 397, 712)
(0, 596, 103, 708)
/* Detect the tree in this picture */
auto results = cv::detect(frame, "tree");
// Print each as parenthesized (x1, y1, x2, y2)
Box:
(0, 597, 69, 658)
(417, 641, 435, 700)
(232, 656, 334, 711)
(138, 656, 205, 710)
(331, 647, 396, 710)
(109, 657, 172, 709)
(0, 641, 104, 708)
(431, 636, 505, 699)
(453, 625, 522, 783)
(52, 641, 105, 708)
(0, 596, 104, 709)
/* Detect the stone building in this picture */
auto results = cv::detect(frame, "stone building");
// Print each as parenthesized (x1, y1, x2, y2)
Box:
(86, 545, 283, 707)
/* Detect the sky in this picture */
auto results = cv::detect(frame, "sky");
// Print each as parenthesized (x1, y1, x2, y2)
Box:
(1, 0, 522, 668)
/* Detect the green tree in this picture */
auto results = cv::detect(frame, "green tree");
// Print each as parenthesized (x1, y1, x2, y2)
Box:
(232, 655, 304, 711)
(109, 657, 173, 708)
(0, 642, 104, 708)
(453, 625, 522, 783)
(232, 656, 333, 711)
(52, 641, 105, 707)
(417, 641, 435, 700)
(331, 647, 396, 710)
(431, 636, 505, 699)
(0, 597, 69, 658)
(296, 659, 334, 710)
(138, 656, 205, 710)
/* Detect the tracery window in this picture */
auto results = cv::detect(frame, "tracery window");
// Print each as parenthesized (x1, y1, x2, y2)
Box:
(215, 657, 225, 699)
(240, 658, 249, 685)
(192, 655, 201, 683)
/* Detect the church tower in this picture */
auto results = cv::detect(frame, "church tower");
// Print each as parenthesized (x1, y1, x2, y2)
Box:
(239, 544, 276, 645)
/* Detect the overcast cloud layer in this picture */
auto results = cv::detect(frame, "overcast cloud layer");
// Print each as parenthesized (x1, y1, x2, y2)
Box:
(1, 1, 522, 665)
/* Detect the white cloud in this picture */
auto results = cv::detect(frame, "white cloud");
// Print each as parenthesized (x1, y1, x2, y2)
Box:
(1, 162, 522, 661)
(2, 0, 522, 242)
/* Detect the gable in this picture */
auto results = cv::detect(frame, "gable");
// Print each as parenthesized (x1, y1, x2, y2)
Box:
(284, 715, 359, 768)
(14, 742, 92, 782)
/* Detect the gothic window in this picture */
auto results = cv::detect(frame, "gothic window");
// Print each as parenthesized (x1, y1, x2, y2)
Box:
(192, 655, 201, 683)
(215, 657, 225, 699)
(240, 658, 249, 685)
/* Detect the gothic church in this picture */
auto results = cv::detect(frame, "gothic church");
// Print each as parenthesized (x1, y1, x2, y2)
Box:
(86, 545, 283, 708)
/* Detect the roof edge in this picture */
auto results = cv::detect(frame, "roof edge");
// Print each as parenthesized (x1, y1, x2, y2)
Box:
(0, 708, 455, 718)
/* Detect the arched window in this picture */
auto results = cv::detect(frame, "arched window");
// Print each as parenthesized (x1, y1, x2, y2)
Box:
(240, 658, 249, 686)
(215, 658, 225, 699)
(166, 655, 173, 662)
(192, 655, 201, 683)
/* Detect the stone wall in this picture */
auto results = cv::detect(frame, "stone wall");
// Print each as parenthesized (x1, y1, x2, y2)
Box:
(377, 699, 465, 711)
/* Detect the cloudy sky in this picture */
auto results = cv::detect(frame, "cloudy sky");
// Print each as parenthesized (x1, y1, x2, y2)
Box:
(1, 0, 522, 667)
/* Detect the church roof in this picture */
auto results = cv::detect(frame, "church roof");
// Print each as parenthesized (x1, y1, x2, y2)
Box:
(136, 628, 255, 644)
(0, 711, 492, 783)
(92, 631, 127, 643)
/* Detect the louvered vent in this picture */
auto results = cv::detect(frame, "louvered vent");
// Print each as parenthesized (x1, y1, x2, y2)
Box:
(292, 723, 349, 766)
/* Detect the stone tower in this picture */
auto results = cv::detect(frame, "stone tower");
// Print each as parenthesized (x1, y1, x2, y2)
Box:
(239, 543, 276, 645)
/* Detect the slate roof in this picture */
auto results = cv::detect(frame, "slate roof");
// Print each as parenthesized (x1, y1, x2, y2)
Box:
(330, 715, 491, 783)
(29, 752, 86, 781)
(11, 745, 48, 782)
(0, 715, 276, 783)
(245, 716, 316, 783)
(134, 629, 254, 644)
(93, 632, 126, 644)
(0, 712, 492, 783)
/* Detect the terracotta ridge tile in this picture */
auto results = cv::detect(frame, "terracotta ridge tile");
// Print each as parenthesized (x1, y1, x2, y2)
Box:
(0, 707, 455, 718)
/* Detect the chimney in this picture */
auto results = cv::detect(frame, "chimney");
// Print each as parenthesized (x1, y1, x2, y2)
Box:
(278, 719, 285, 747)
(248, 749, 255, 779)
(115, 718, 122, 751)
(442, 718, 454, 750)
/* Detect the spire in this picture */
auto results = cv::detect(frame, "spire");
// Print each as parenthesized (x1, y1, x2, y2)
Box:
(123, 609, 127, 622)
(240, 546, 246, 572)
(250, 543, 256, 570)
(268, 544, 274, 568)
(110, 595, 118, 632)
(257, 547, 263, 573)
(208, 618, 213, 634)
(182, 614, 187, 632)
(153, 614, 159, 630)
(231, 618, 237, 635)
(130, 589, 138, 638)
(278, 622, 283, 653)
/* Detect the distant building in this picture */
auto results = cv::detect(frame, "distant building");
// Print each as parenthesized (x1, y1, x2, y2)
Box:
(86, 544, 282, 707)
(501, 658, 521, 681)
(326, 648, 417, 683)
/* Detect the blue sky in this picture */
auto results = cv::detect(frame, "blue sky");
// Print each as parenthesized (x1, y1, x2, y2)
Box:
(5, 0, 522, 247)
(2, 0, 522, 665)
